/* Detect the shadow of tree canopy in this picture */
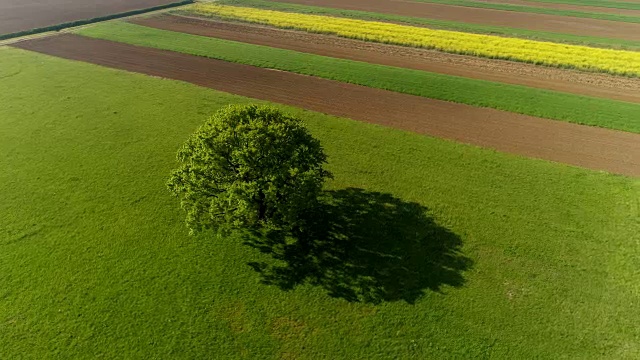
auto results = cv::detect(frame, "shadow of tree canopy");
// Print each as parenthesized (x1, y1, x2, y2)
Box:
(243, 188, 473, 304)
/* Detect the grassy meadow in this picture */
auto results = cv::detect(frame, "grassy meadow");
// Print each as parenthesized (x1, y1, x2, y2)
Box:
(1, 47, 639, 358)
(77, 22, 640, 133)
(210, 0, 640, 50)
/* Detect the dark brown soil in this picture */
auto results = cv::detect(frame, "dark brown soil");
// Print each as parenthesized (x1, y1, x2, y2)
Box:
(0, 0, 179, 35)
(12, 34, 640, 177)
(270, 0, 640, 41)
(132, 15, 640, 103)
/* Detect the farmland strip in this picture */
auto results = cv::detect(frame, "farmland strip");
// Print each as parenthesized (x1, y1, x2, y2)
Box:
(477, 0, 640, 14)
(212, 0, 640, 50)
(12, 34, 640, 177)
(76, 21, 640, 132)
(410, 0, 640, 23)
(265, 0, 640, 41)
(187, 4, 640, 76)
(133, 15, 640, 103)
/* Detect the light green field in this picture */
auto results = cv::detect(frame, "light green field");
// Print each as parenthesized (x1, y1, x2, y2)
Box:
(412, 0, 640, 23)
(76, 22, 640, 133)
(205, 0, 640, 50)
(1, 47, 639, 358)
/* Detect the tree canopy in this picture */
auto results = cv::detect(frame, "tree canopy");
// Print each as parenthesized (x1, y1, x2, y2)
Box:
(167, 104, 332, 234)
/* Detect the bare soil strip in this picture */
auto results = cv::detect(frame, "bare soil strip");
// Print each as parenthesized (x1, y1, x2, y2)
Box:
(13, 34, 640, 177)
(133, 15, 640, 103)
(474, 0, 640, 16)
(269, 0, 640, 41)
(0, 0, 181, 36)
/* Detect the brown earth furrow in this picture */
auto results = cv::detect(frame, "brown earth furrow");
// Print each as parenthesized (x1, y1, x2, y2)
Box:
(132, 15, 640, 103)
(12, 34, 640, 177)
(461, 0, 640, 16)
(269, 0, 640, 41)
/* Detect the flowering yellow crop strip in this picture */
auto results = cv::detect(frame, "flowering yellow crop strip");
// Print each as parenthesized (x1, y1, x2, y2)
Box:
(189, 3, 640, 76)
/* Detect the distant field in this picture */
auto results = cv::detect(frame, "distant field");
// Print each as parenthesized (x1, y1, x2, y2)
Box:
(0, 0, 183, 36)
(2, 47, 639, 358)
(210, 0, 640, 49)
(258, 0, 640, 41)
(77, 21, 640, 132)
(412, 0, 640, 23)
(526, 0, 640, 10)
(184, 4, 640, 76)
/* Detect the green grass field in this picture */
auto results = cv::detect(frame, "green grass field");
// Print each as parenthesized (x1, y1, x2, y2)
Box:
(206, 0, 640, 50)
(412, 0, 640, 23)
(76, 22, 640, 133)
(1, 47, 639, 358)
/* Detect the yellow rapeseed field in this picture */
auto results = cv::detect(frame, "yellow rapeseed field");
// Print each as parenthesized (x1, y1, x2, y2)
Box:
(189, 3, 640, 76)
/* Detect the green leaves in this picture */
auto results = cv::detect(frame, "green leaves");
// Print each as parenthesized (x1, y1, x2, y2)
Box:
(167, 104, 331, 233)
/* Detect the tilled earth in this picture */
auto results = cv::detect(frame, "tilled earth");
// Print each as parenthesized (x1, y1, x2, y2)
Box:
(0, 0, 178, 35)
(268, 0, 640, 41)
(132, 15, 640, 103)
(13, 34, 640, 177)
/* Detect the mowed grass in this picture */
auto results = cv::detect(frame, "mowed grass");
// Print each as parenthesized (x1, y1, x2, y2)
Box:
(1, 47, 640, 358)
(210, 0, 640, 50)
(77, 22, 640, 133)
(413, 0, 640, 23)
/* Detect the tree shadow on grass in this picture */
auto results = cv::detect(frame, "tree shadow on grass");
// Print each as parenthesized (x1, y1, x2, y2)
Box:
(243, 188, 473, 304)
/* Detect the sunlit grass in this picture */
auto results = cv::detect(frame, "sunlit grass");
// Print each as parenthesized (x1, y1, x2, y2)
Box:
(1, 47, 639, 358)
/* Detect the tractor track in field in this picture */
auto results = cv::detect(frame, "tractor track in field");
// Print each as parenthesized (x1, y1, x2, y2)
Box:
(132, 15, 640, 103)
(268, 0, 640, 41)
(12, 34, 640, 177)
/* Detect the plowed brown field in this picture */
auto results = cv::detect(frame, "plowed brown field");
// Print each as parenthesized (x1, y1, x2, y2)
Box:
(12, 34, 640, 176)
(269, 0, 640, 41)
(132, 15, 640, 103)
(0, 0, 179, 36)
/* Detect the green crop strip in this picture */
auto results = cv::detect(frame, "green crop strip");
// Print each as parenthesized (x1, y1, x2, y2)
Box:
(76, 22, 640, 133)
(412, 0, 640, 23)
(203, 0, 640, 50)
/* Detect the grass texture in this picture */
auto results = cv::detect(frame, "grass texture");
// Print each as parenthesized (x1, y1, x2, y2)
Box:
(77, 22, 640, 133)
(1, 46, 639, 359)
(412, 0, 640, 23)
(210, 0, 640, 50)
(184, 3, 640, 76)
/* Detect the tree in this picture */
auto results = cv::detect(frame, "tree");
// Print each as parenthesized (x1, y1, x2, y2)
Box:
(167, 104, 332, 234)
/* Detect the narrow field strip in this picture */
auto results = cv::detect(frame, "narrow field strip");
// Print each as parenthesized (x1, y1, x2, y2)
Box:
(412, 0, 640, 23)
(261, 0, 640, 41)
(135, 16, 640, 103)
(526, 0, 640, 11)
(77, 21, 640, 132)
(210, 0, 640, 49)
(185, 4, 640, 76)
(12, 34, 640, 176)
